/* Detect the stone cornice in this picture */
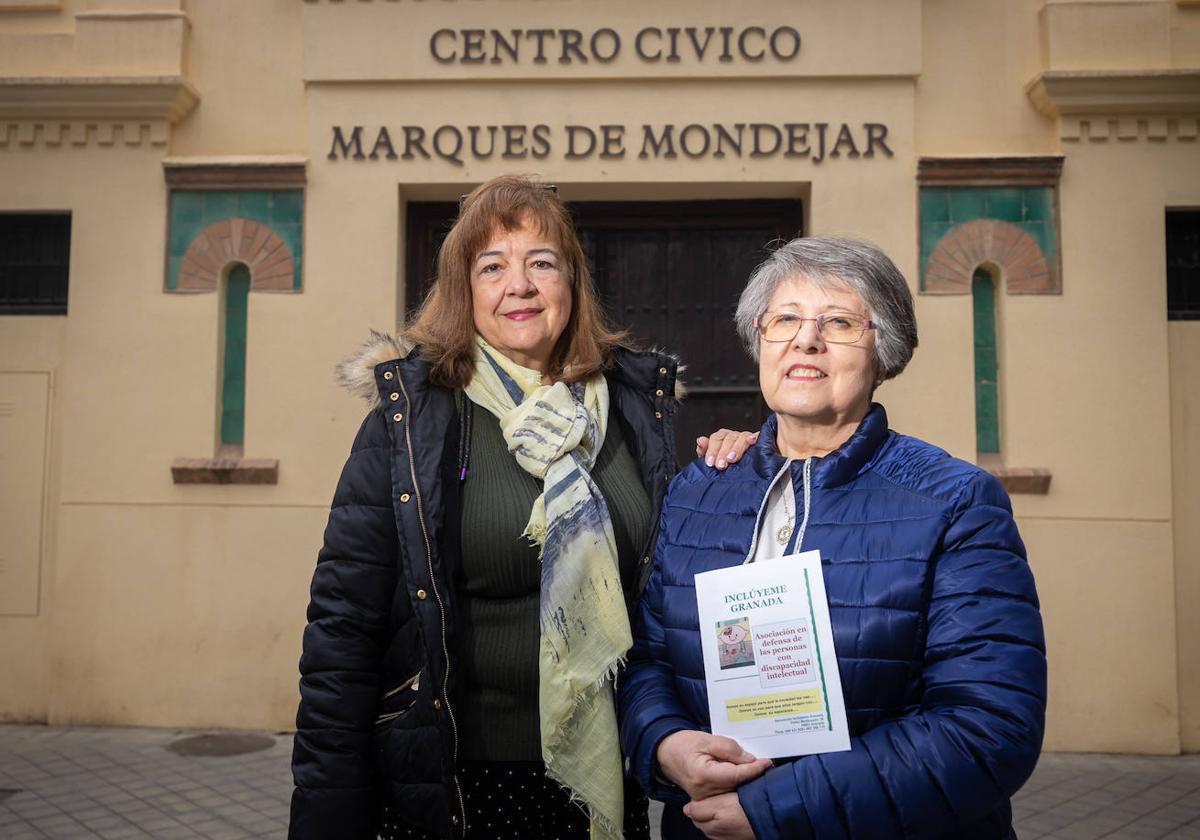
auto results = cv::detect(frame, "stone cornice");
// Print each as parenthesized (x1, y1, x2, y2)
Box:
(163, 158, 308, 189)
(0, 75, 199, 122)
(171, 456, 279, 485)
(986, 467, 1052, 496)
(917, 156, 1064, 188)
(74, 10, 187, 22)
(0, 0, 60, 10)
(1026, 68, 1200, 117)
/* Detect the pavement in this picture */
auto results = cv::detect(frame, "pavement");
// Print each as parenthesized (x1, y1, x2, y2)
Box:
(1, 724, 1199, 839)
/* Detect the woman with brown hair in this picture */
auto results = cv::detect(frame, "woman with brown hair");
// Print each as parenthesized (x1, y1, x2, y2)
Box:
(289, 175, 751, 840)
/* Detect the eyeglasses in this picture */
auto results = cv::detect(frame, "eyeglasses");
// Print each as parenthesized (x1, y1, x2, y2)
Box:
(755, 311, 876, 344)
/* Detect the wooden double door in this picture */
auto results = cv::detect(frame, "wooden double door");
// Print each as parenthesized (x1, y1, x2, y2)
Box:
(406, 198, 803, 465)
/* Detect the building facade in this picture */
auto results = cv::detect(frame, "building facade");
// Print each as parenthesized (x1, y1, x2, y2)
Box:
(1, 0, 1198, 755)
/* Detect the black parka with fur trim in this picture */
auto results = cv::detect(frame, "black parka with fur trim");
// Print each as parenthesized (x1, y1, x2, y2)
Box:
(289, 335, 680, 840)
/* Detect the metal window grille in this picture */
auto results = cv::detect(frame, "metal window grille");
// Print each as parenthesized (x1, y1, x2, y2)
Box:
(1167, 210, 1200, 321)
(0, 214, 71, 314)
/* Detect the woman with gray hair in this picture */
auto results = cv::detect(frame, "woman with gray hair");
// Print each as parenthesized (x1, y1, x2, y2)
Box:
(618, 236, 1046, 839)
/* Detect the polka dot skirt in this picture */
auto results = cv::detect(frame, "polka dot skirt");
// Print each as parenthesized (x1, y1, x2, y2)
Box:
(378, 760, 651, 840)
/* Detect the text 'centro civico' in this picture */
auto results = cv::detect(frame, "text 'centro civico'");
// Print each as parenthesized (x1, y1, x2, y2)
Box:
(428, 25, 802, 64)
(327, 23, 893, 166)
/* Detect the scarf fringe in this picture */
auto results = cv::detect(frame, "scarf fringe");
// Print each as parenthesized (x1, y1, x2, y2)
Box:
(542, 762, 625, 840)
(540, 658, 628, 840)
(522, 496, 549, 556)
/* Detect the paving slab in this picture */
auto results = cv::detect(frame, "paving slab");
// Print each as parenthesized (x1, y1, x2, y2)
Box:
(2, 725, 1199, 838)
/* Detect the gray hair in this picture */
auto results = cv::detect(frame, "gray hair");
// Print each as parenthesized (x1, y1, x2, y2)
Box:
(733, 236, 918, 381)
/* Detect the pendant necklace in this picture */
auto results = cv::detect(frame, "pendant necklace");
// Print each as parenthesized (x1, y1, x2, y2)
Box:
(775, 465, 796, 546)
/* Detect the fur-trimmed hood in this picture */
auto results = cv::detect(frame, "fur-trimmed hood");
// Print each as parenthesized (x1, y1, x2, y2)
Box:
(337, 331, 685, 410)
(336, 330, 414, 409)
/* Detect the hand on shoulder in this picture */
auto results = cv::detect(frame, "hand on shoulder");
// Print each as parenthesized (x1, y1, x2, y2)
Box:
(696, 429, 760, 471)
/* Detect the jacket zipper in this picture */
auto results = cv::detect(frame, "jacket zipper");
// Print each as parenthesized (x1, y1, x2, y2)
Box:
(631, 522, 659, 604)
(633, 362, 675, 602)
(396, 367, 468, 834)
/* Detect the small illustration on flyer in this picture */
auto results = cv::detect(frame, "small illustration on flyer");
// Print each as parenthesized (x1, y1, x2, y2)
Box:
(716, 618, 756, 670)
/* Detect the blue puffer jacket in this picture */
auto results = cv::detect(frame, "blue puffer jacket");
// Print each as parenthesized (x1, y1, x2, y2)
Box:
(618, 404, 1046, 839)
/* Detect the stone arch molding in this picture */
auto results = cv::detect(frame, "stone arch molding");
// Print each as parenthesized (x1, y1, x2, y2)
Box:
(177, 217, 295, 292)
(925, 219, 1057, 294)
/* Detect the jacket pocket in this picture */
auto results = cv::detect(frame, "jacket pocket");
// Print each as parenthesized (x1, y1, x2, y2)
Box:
(375, 670, 420, 725)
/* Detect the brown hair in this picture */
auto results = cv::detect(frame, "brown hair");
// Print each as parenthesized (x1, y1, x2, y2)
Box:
(405, 175, 626, 387)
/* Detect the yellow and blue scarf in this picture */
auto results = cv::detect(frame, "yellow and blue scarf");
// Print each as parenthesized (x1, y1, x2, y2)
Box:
(464, 336, 631, 840)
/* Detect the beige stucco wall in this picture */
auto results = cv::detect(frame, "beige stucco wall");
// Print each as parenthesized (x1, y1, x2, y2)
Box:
(1171, 323, 1200, 752)
(2, 0, 1198, 753)
(0, 316, 64, 722)
(0, 0, 316, 728)
(47, 505, 319, 727)
(170, 0, 305, 157)
(0, 141, 163, 721)
(1026, 519, 1180, 752)
(916, 0, 1058, 156)
(0, 138, 326, 727)
(1023, 136, 1198, 752)
(301, 0, 921, 82)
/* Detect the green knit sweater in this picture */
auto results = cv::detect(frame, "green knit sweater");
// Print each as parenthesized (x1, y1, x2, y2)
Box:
(455, 401, 652, 761)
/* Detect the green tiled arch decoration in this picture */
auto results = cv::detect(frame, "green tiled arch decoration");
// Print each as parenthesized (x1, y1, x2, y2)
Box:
(919, 186, 1060, 295)
(926, 219, 1053, 294)
(166, 189, 303, 292)
(175, 218, 295, 293)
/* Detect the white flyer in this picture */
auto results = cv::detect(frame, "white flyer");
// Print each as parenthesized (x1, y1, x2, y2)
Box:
(694, 550, 850, 758)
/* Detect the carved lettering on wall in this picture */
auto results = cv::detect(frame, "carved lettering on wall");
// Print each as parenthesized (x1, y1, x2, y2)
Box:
(328, 122, 893, 166)
(428, 26, 802, 65)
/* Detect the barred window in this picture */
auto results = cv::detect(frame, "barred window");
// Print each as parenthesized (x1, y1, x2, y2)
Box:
(0, 214, 71, 315)
(1167, 210, 1200, 321)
